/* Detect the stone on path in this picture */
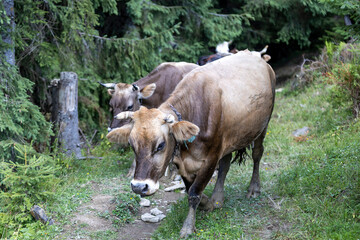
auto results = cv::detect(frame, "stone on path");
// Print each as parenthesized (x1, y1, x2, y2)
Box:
(164, 180, 185, 192)
(141, 213, 166, 223)
(141, 208, 167, 223)
(292, 127, 310, 137)
(139, 198, 151, 207)
(150, 208, 163, 216)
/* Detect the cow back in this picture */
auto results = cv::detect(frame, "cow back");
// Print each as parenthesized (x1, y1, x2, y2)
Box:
(162, 51, 275, 156)
(135, 62, 198, 109)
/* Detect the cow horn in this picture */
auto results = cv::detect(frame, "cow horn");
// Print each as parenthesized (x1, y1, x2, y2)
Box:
(98, 82, 116, 88)
(115, 111, 134, 120)
(132, 84, 139, 91)
(259, 45, 268, 55)
(169, 104, 182, 121)
(164, 114, 175, 123)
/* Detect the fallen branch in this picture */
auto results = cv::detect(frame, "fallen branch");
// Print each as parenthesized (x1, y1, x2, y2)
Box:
(266, 194, 284, 210)
(79, 127, 91, 154)
(77, 156, 104, 160)
(89, 130, 98, 145)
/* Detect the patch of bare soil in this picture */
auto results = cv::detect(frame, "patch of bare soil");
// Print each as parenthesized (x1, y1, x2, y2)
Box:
(118, 190, 181, 240)
(258, 206, 293, 239)
(59, 177, 184, 240)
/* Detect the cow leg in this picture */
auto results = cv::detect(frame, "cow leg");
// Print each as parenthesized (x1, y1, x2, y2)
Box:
(247, 128, 267, 198)
(180, 194, 200, 238)
(210, 153, 231, 208)
(180, 156, 219, 238)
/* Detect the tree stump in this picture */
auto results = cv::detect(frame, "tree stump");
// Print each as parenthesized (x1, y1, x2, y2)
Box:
(51, 72, 82, 158)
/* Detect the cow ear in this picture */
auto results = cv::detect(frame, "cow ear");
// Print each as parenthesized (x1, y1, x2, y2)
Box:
(108, 89, 115, 96)
(139, 83, 156, 99)
(106, 124, 133, 144)
(170, 121, 200, 141)
(262, 54, 271, 62)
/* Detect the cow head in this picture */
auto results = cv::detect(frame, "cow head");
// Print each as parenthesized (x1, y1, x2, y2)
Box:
(100, 82, 156, 131)
(106, 106, 199, 196)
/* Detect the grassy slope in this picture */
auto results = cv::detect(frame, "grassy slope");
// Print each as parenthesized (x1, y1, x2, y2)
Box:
(153, 79, 360, 239)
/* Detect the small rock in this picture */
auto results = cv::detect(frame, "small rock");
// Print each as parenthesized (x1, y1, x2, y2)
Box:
(150, 208, 163, 216)
(174, 175, 182, 181)
(157, 214, 166, 221)
(275, 88, 284, 93)
(170, 180, 181, 185)
(180, 189, 186, 194)
(292, 127, 310, 137)
(164, 181, 185, 192)
(30, 205, 54, 225)
(139, 198, 151, 207)
(141, 213, 162, 223)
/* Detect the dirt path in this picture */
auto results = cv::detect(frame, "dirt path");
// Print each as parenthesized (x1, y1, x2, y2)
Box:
(59, 177, 184, 240)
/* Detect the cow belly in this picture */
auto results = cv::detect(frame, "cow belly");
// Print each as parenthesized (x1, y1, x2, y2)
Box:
(217, 62, 274, 153)
(220, 97, 273, 154)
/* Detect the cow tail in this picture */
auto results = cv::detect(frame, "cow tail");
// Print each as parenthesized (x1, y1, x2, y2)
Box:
(231, 146, 251, 165)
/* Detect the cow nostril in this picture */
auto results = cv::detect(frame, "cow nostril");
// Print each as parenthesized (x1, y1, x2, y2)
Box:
(142, 184, 148, 194)
(131, 182, 149, 195)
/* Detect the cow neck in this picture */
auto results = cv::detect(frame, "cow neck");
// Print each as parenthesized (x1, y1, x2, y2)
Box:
(169, 104, 181, 162)
(133, 64, 163, 88)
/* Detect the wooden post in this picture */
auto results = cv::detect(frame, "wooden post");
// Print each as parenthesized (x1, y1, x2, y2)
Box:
(52, 72, 82, 158)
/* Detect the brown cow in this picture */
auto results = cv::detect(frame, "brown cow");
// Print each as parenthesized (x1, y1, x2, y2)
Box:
(107, 51, 276, 238)
(100, 62, 198, 132)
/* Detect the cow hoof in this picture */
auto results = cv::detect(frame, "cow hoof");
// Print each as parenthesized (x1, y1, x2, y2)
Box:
(213, 200, 224, 209)
(247, 182, 260, 198)
(210, 193, 224, 209)
(198, 194, 214, 211)
(198, 201, 214, 211)
(246, 188, 260, 198)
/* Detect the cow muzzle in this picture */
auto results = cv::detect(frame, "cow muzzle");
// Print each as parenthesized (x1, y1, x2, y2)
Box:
(130, 179, 159, 196)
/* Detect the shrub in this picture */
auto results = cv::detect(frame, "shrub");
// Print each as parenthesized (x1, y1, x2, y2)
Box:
(324, 42, 360, 118)
(0, 143, 60, 238)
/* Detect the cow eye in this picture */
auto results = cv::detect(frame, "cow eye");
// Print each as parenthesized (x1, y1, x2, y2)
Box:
(156, 142, 165, 152)
(127, 105, 134, 111)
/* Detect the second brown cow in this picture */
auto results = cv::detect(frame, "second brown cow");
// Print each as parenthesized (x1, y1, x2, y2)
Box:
(100, 62, 198, 132)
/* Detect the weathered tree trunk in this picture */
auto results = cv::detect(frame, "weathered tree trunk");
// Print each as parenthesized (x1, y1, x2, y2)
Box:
(1, 0, 15, 66)
(51, 72, 82, 158)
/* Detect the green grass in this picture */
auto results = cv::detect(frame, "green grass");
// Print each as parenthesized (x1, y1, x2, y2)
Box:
(8, 77, 359, 239)
(38, 143, 134, 238)
(152, 80, 360, 239)
(112, 192, 140, 225)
